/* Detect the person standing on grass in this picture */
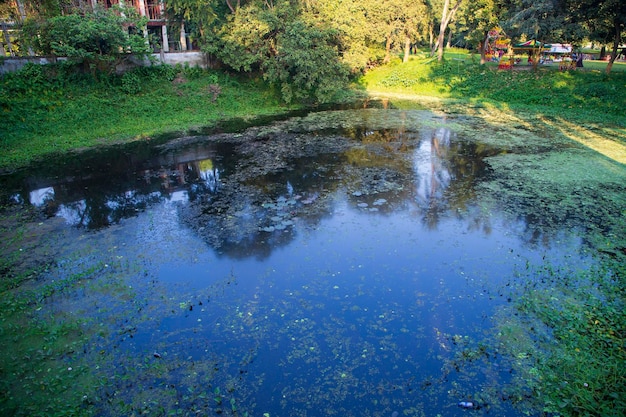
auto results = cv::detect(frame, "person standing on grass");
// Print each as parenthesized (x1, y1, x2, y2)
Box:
(576, 52, 584, 68)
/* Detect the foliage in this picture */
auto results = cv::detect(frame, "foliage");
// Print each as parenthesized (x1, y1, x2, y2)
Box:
(213, 1, 351, 103)
(302, 0, 381, 71)
(21, 6, 150, 73)
(262, 20, 350, 103)
(502, 0, 567, 41)
(120, 71, 142, 94)
(568, 0, 626, 73)
(212, 2, 271, 73)
(455, 0, 502, 60)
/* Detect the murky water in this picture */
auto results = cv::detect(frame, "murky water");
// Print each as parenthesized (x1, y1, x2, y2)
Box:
(2, 103, 624, 416)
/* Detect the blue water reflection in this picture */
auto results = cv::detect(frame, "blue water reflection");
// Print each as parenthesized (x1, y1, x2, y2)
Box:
(140, 195, 580, 416)
(0, 107, 594, 416)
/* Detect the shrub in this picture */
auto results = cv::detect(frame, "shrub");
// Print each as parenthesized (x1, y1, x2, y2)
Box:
(21, 6, 150, 75)
(120, 71, 142, 94)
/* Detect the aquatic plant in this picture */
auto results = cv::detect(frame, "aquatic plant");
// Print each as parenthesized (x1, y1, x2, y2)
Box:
(495, 253, 626, 416)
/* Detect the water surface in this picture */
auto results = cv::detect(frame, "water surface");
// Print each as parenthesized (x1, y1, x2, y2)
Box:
(2, 103, 623, 416)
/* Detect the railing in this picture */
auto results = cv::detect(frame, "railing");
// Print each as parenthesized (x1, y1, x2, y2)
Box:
(147, 3, 163, 20)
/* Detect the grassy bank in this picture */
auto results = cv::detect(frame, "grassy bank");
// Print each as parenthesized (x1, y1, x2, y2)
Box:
(362, 50, 626, 127)
(0, 64, 301, 172)
(2, 51, 624, 171)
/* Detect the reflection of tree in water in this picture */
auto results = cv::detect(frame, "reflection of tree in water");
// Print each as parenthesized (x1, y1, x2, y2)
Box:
(182, 149, 347, 260)
(7, 141, 230, 229)
(412, 127, 499, 232)
(414, 127, 453, 214)
(8, 114, 508, 254)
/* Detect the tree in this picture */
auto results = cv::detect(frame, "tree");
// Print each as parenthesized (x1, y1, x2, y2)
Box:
(263, 19, 350, 103)
(358, 0, 429, 65)
(22, 6, 150, 73)
(433, 0, 463, 61)
(307, 0, 379, 72)
(502, 0, 569, 69)
(567, 0, 626, 73)
(457, 0, 502, 63)
(215, 0, 350, 103)
(165, 0, 221, 40)
(503, 0, 566, 42)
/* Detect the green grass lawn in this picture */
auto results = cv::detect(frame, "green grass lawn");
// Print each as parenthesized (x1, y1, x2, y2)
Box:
(0, 65, 297, 172)
(361, 49, 626, 128)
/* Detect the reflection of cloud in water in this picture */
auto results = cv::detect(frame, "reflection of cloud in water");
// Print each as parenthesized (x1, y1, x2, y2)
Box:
(29, 187, 55, 207)
(413, 128, 452, 206)
(169, 190, 189, 203)
(197, 159, 220, 193)
(56, 200, 88, 226)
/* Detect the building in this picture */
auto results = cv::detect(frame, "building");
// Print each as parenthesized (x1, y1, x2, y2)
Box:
(93, 0, 192, 53)
(1, 0, 205, 72)
(0, 0, 193, 56)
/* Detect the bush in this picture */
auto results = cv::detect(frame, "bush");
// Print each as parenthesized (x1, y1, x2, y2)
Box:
(182, 64, 205, 80)
(22, 6, 150, 74)
(120, 71, 142, 94)
(135, 64, 178, 82)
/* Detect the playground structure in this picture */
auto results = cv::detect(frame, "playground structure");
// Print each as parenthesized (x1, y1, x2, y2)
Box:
(484, 27, 512, 68)
(482, 26, 581, 71)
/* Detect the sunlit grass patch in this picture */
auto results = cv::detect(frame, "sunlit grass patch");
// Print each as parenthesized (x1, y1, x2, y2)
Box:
(540, 117, 626, 164)
(362, 50, 626, 128)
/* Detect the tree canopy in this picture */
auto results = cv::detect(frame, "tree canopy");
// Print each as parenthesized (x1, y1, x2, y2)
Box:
(3, 0, 624, 101)
(21, 5, 151, 73)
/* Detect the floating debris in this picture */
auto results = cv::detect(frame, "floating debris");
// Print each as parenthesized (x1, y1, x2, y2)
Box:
(301, 192, 319, 205)
(458, 401, 475, 409)
(373, 198, 387, 206)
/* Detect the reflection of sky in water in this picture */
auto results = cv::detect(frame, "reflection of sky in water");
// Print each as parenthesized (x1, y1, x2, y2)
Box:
(3, 109, 601, 416)
(142, 194, 580, 417)
(29, 186, 54, 206)
(414, 128, 452, 205)
(168, 190, 188, 203)
(56, 200, 88, 226)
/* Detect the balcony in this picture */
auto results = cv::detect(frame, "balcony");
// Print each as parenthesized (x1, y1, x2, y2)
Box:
(146, 2, 163, 20)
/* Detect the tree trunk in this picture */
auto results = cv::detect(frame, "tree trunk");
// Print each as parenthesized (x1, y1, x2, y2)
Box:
(403, 36, 411, 62)
(479, 34, 489, 64)
(383, 35, 392, 63)
(434, 0, 462, 61)
(605, 19, 621, 74)
(15, 0, 27, 22)
(180, 21, 188, 51)
(2, 21, 13, 57)
(435, 0, 449, 61)
(428, 22, 434, 50)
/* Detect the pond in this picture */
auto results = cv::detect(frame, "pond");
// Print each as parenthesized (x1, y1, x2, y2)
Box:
(1, 100, 625, 417)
